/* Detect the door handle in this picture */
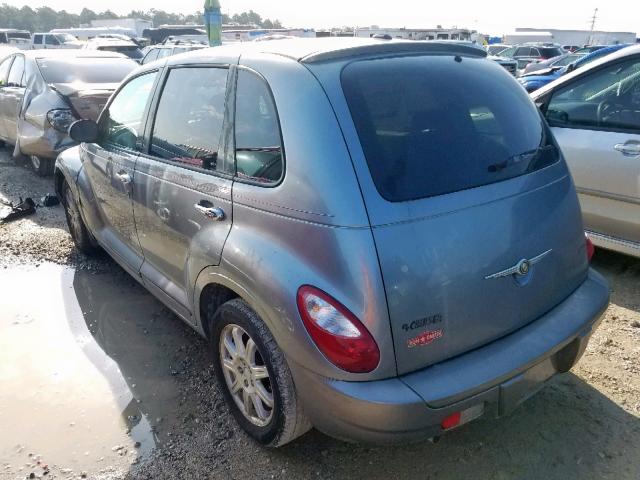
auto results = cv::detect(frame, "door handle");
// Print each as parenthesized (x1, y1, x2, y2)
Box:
(614, 143, 640, 157)
(115, 171, 132, 185)
(194, 202, 225, 221)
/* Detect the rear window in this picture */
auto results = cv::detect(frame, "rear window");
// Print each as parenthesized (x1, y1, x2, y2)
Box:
(341, 55, 559, 202)
(37, 58, 137, 84)
(98, 46, 143, 60)
(8, 32, 30, 40)
(540, 47, 563, 58)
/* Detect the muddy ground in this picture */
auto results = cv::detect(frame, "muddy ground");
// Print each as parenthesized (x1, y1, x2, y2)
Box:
(1, 149, 639, 480)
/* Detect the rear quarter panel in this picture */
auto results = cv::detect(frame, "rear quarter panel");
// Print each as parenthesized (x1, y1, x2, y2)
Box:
(195, 54, 397, 381)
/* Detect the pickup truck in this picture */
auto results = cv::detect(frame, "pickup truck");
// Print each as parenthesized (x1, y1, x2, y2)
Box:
(32, 33, 83, 49)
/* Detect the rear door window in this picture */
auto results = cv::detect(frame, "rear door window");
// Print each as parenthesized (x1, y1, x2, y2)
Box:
(0, 57, 13, 86)
(143, 49, 159, 64)
(234, 69, 283, 184)
(150, 67, 228, 171)
(515, 47, 532, 56)
(341, 55, 558, 202)
(7, 55, 24, 87)
(45, 35, 59, 46)
(157, 48, 172, 60)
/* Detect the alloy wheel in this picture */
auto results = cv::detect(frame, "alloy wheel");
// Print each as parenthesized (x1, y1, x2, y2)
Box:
(219, 324, 274, 426)
(64, 188, 83, 242)
(30, 155, 40, 171)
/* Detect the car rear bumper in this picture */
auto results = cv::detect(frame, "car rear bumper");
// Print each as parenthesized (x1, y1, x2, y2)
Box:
(19, 124, 74, 160)
(290, 268, 609, 444)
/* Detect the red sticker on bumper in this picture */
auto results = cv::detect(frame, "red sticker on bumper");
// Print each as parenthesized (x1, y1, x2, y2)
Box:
(407, 329, 443, 348)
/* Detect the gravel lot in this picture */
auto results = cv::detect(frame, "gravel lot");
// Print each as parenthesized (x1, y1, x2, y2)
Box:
(1, 148, 639, 480)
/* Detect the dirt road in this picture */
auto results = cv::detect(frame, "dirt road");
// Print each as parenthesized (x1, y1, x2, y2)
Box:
(1, 150, 639, 480)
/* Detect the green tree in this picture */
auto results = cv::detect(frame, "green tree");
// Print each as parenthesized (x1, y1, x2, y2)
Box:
(79, 8, 98, 26)
(0, 6, 283, 32)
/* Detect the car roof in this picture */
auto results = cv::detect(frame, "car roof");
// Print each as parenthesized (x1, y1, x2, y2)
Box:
(20, 49, 129, 60)
(86, 38, 136, 46)
(532, 44, 640, 98)
(575, 44, 630, 64)
(162, 37, 487, 67)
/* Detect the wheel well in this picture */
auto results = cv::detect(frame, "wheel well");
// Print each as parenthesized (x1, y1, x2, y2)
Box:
(54, 169, 66, 199)
(199, 283, 240, 339)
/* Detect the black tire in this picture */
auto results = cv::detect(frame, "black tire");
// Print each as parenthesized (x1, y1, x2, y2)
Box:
(62, 182, 98, 255)
(210, 298, 311, 447)
(30, 155, 54, 176)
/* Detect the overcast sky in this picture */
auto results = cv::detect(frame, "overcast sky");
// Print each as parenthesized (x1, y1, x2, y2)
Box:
(3, 0, 638, 35)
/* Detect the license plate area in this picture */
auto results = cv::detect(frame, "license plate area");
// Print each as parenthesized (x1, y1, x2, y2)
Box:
(499, 357, 557, 416)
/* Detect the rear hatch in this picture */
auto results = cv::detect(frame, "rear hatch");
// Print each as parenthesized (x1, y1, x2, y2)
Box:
(340, 54, 589, 375)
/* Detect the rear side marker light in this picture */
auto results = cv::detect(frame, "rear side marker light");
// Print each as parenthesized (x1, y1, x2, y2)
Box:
(297, 285, 380, 373)
(585, 235, 595, 262)
(441, 411, 461, 430)
(441, 404, 485, 431)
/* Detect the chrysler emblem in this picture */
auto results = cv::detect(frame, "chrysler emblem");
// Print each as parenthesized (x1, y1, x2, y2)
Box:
(517, 260, 530, 275)
(485, 250, 552, 280)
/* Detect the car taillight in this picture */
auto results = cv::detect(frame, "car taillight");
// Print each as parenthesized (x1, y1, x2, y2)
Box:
(296, 286, 380, 373)
(47, 109, 77, 133)
(586, 235, 595, 262)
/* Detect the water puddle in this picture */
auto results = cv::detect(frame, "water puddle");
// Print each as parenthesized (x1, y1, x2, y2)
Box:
(0, 263, 196, 478)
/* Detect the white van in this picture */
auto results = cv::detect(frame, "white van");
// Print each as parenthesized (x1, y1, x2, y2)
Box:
(0, 29, 31, 49)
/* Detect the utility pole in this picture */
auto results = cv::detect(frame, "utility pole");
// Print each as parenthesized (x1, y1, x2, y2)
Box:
(588, 7, 598, 45)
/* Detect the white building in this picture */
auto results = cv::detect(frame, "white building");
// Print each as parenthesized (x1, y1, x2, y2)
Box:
(355, 27, 474, 42)
(512, 28, 637, 46)
(221, 28, 315, 43)
(503, 31, 553, 45)
(91, 19, 153, 38)
(51, 26, 137, 41)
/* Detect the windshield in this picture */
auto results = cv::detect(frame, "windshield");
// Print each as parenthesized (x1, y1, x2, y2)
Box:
(36, 57, 137, 84)
(55, 33, 77, 43)
(97, 45, 143, 60)
(554, 54, 582, 67)
(341, 55, 558, 202)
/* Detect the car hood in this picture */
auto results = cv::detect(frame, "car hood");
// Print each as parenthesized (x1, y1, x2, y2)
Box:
(50, 82, 118, 121)
(520, 72, 562, 83)
(521, 67, 556, 77)
(488, 55, 515, 63)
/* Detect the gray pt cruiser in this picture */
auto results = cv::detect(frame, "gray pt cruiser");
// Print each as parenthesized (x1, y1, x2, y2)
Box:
(55, 38, 610, 446)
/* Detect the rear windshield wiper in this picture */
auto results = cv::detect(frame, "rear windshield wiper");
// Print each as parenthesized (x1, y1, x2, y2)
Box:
(488, 145, 557, 173)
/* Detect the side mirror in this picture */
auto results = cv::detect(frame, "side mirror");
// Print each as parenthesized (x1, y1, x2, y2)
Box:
(534, 92, 552, 114)
(566, 63, 576, 73)
(69, 119, 99, 143)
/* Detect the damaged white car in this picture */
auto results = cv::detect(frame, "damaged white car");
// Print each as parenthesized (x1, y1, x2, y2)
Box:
(0, 50, 138, 175)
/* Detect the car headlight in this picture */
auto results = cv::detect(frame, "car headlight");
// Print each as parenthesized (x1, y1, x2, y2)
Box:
(46, 109, 78, 133)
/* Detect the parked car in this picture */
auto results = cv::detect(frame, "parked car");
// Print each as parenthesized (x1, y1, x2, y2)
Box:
(32, 33, 83, 50)
(56, 38, 609, 446)
(523, 52, 584, 75)
(0, 29, 31, 49)
(141, 42, 207, 65)
(532, 44, 640, 258)
(488, 55, 518, 76)
(519, 44, 632, 92)
(486, 43, 511, 56)
(563, 45, 580, 53)
(499, 43, 565, 70)
(82, 37, 144, 62)
(0, 50, 138, 174)
(574, 45, 607, 54)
